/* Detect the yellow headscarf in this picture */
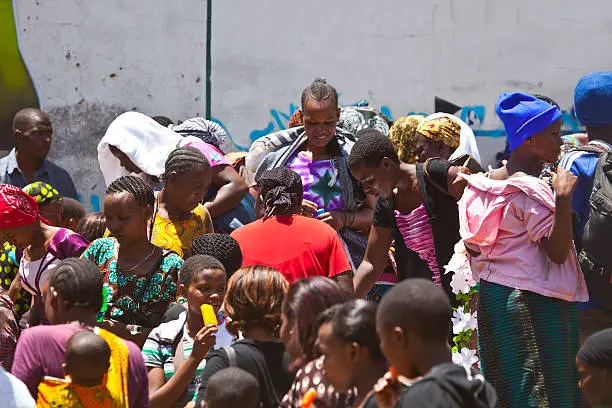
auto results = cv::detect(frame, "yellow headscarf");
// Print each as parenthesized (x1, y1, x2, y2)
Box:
(416, 116, 461, 149)
(389, 115, 426, 164)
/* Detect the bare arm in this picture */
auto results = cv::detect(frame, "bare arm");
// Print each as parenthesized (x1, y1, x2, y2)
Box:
(353, 225, 393, 298)
(204, 165, 249, 218)
(542, 167, 577, 264)
(333, 271, 355, 297)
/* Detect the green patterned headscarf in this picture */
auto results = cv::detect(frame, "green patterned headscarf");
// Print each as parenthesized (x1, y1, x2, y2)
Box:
(22, 182, 63, 206)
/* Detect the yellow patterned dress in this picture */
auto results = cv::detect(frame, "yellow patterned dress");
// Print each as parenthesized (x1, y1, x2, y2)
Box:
(150, 204, 214, 258)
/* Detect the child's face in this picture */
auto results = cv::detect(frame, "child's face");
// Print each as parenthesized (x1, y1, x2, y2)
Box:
(187, 268, 227, 317)
(316, 321, 355, 392)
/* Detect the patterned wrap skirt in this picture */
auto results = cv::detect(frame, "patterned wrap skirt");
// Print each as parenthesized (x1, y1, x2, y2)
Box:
(478, 279, 582, 408)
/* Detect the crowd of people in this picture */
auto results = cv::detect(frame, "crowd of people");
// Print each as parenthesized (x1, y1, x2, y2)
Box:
(1, 71, 612, 407)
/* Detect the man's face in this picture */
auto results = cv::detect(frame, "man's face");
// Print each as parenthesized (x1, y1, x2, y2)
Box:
(15, 114, 53, 161)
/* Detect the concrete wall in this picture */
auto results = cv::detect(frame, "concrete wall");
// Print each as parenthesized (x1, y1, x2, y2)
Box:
(8, 0, 612, 210)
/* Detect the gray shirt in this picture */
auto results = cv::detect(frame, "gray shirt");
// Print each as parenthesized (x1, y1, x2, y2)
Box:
(0, 149, 77, 199)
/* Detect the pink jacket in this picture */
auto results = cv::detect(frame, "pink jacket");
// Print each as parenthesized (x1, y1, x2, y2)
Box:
(458, 173, 588, 302)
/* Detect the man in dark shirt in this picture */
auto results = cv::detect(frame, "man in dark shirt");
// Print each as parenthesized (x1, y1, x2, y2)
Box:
(0, 108, 77, 198)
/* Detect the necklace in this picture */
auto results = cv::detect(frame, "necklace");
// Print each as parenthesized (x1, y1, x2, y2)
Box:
(120, 245, 158, 273)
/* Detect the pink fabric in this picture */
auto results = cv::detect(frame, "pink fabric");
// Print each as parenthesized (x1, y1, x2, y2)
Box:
(395, 204, 441, 285)
(184, 141, 229, 167)
(458, 173, 588, 302)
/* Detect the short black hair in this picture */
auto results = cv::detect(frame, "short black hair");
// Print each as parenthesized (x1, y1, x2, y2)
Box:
(162, 146, 210, 183)
(60, 198, 86, 222)
(47, 258, 104, 312)
(106, 175, 155, 207)
(77, 212, 107, 242)
(178, 255, 225, 286)
(324, 300, 385, 362)
(65, 331, 110, 385)
(301, 78, 339, 110)
(348, 128, 400, 169)
(532, 94, 561, 109)
(191, 234, 243, 276)
(377, 278, 451, 341)
(204, 367, 260, 408)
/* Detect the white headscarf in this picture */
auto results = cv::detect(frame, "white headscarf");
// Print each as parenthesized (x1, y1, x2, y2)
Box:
(97, 112, 202, 186)
(424, 113, 481, 164)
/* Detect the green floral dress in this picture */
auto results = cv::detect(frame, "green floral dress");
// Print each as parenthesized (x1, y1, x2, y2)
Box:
(81, 238, 183, 327)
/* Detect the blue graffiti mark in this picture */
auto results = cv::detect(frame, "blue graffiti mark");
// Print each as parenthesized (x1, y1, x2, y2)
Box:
(460, 106, 486, 128)
(210, 117, 250, 152)
(90, 194, 100, 212)
(380, 105, 393, 121)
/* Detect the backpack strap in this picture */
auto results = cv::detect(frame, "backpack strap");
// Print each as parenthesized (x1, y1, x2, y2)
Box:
(223, 345, 237, 367)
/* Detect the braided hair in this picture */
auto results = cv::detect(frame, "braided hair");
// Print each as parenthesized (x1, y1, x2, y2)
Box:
(106, 175, 155, 207)
(301, 78, 339, 109)
(46, 258, 103, 312)
(162, 146, 211, 183)
(256, 167, 303, 219)
(191, 233, 243, 277)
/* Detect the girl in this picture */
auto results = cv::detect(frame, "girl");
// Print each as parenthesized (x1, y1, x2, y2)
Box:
(195, 266, 292, 408)
(143, 255, 232, 408)
(81, 176, 183, 346)
(316, 300, 387, 408)
(280, 277, 353, 408)
(151, 146, 214, 258)
(459, 92, 586, 406)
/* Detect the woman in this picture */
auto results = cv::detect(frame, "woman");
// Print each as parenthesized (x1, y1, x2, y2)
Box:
(143, 255, 232, 408)
(81, 176, 183, 346)
(170, 117, 253, 233)
(151, 146, 214, 258)
(348, 129, 468, 301)
(389, 115, 426, 164)
(195, 265, 292, 408)
(0, 184, 88, 326)
(231, 167, 353, 293)
(316, 300, 387, 408)
(246, 78, 373, 267)
(459, 92, 586, 406)
(280, 277, 353, 408)
(12, 258, 149, 408)
(576, 328, 612, 408)
(98, 112, 249, 232)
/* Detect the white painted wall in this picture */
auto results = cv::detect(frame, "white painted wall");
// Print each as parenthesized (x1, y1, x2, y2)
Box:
(11, 0, 612, 209)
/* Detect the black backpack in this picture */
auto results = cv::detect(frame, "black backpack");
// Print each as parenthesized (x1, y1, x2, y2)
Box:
(579, 146, 612, 308)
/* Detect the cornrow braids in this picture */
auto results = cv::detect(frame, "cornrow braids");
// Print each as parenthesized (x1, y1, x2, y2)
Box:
(301, 78, 339, 109)
(106, 175, 155, 207)
(47, 258, 104, 312)
(162, 146, 211, 183)
(191, 233, 243, 277)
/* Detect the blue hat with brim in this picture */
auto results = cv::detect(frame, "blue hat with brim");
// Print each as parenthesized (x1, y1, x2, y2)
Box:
(496, 92, 562, 152)
(574, 71, 612, 127)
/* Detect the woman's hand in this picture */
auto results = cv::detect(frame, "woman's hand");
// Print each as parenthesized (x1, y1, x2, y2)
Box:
(301, 199, 318, 217)
(552, 166, 578, 200)
(317, 211, 345, 230)
(190, 324, 218, 362)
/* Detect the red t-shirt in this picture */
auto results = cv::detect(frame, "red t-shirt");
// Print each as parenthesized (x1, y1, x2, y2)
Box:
(231, 215, 352, 283)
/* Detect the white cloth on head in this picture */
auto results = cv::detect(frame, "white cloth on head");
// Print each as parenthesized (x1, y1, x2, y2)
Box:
(425, 113, 481, 164)
(97, 112, 203, 186)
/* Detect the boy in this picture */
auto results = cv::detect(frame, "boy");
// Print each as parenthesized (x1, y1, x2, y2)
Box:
(367, 278, 496, 408)
(201, 367, 260, 408)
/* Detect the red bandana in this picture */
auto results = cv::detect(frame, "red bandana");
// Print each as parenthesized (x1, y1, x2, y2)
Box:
(0, 184, 39, 228)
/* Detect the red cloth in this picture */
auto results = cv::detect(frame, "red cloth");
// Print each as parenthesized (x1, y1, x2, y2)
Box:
(231, 215, 352, 283)
(0, 184, 38, 228)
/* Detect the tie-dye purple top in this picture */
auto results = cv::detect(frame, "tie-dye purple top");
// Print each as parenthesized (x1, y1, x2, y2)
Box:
(287, 151, 343, 212)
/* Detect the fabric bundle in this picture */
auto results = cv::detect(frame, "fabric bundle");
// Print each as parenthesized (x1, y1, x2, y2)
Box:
(0, 184, 39, 228)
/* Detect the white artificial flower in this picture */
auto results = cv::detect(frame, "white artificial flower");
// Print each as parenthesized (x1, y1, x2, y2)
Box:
(451, 307, 478, 334)
(444, 251, 468, 275)
(452, 347, 478, 367)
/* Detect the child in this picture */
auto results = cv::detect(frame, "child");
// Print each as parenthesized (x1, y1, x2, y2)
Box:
(366, 279, 496, 408)
(60, 197, 86, 232)
(202, 367, 260, 408)
(143, 255, 232, 408)
(37, 330, 119, 407)
(77, 212, 106, 242)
